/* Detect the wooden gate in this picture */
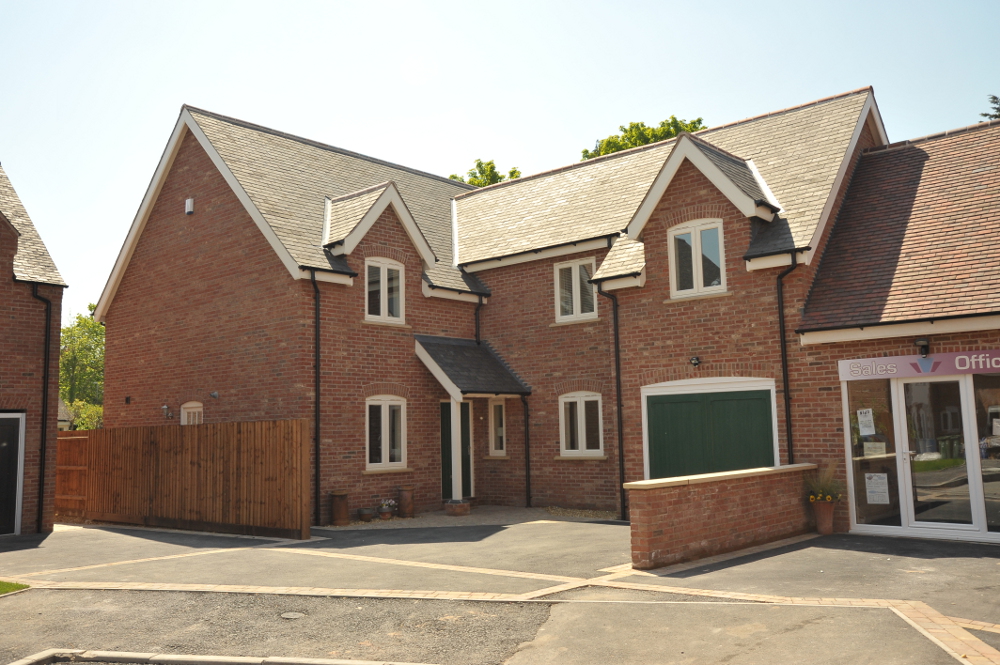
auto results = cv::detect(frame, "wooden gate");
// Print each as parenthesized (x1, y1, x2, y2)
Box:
(56, 420, 310, 539)
(55, 430, 90, 517)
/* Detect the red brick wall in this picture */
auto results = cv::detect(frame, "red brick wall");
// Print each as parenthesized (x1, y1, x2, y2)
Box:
(476, 248, 620, 511)
(0, 214, 63, 534)
(103, 131, 481, 522)
(628, 465, 816, 569)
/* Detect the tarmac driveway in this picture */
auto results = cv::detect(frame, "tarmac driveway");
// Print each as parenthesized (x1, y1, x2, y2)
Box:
(1, 512, 999, 664)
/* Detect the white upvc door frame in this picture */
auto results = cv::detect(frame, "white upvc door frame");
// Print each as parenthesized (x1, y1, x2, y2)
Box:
(441, 399, 475, 500)
(843, 374, 1000, 543)
(0, 413, 26, 537)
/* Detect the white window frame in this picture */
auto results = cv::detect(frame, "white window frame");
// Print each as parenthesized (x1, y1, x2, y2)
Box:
(365, 257, 405, 324)
(489, 398, 506, 456)
(180, 401, 203, 426)
(559, 391, 603, 457)
(667, 218, 727, 299)
(0, 413, 26, 536)
(553, 259, 598, 323)
(366, 395, 407, 470)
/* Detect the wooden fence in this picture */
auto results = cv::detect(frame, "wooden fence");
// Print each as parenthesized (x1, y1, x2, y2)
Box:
(55, 420, 310, 539)
(55, 431, 89, 517)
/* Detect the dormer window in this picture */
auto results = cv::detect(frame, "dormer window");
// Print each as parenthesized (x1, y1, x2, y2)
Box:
(366, 258, 405, 324)
(668, 219, 726, 299)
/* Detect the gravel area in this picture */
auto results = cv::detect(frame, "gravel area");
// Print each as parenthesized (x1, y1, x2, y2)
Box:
(0, 590, 549, 665)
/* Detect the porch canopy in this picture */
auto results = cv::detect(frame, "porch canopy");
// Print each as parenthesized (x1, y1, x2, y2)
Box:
(414, 335, 530, 401)
(415, 335, 530, 506)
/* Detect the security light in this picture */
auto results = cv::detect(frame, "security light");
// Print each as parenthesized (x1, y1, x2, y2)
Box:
(914, 338, 930, 358)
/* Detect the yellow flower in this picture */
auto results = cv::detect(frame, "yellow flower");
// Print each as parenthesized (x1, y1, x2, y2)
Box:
(809, 495, 816, 502)
(825, 495, 833, 502)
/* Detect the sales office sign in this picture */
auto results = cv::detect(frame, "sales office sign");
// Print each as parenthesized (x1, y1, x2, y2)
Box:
(839, 350, 1000, 381)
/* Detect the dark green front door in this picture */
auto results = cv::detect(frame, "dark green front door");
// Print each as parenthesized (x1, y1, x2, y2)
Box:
(441, 402, 472, 499)
(647, 390, 774, 480)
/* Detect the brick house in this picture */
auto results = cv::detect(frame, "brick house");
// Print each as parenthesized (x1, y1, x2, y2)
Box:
(0, 164, 65, 536)
(95, 88, 1000, 544)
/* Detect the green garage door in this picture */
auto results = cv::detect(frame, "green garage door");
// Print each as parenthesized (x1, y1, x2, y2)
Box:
(647, 390, 774, 479)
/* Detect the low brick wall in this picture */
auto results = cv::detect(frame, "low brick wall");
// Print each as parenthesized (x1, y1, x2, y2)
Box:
(626, 463, 817, 570)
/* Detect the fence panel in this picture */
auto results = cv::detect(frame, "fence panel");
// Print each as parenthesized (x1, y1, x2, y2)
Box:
(55, 431, 89, 517)
(81, 419, 309, 539)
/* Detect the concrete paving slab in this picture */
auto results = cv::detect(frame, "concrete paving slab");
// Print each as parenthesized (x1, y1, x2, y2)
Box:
(504, 602, 954, 664)
(296, 521, 632, 579)
(543, 586, 754, 603)
(0, 590, 548, 665)
(29, 549, 551, 595)
(0, 527, 257, 578)
(627, 534, 1000, 624)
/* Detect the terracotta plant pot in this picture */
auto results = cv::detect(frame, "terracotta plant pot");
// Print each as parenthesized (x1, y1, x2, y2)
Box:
(378, 508, 393, 521)
(330, 491, 349, 527)
(357, 508, 375, 523)
(398, 486, 414, 518)
(813, 500, 835, 535)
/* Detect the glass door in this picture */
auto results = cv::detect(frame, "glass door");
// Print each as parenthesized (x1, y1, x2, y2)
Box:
(897, 377, 980, 529)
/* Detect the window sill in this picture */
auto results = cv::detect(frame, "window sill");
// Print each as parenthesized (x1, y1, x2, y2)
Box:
(550, 317, 601, 328)
(362, 467, 414, 475)
(484, 454, 508, 460)
(664, 290, 732, 304)
(555, 455, 607, 461)
(362, 319, 412, 329)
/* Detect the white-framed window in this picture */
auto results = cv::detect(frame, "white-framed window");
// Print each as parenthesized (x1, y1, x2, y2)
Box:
(489, 399, 506, 456)
(365, 258, 405, 323)
(180, 401, 203, 426)
(553, 259, 597, 322)
(366, 395, 406, 469)
(559, 391, 603, 456)
(668, 219, 726, 299)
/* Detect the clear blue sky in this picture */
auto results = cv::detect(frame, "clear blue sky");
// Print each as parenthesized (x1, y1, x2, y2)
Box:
(2, 0, 996, 324)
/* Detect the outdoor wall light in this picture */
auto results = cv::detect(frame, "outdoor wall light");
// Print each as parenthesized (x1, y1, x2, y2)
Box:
(161, 404, 174, 419)
(690, 356, 701, 367)
(209, 391, 219, 399)
(914, 338, 930, 358)
(185, 198, 195, 215)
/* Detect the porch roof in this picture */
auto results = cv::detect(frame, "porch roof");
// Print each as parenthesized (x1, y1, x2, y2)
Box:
(414, 335, 531, 402)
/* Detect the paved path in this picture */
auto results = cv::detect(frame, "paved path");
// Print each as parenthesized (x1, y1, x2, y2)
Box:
(2, 514, 1000, 664)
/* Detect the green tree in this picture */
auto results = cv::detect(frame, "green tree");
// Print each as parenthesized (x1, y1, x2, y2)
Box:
(982, 94, 1000, 120)
(68, 400, 103, 430)
(449, 159, 521, 187)
(581, 116, 707, 160)
(60, 303, 104, 406)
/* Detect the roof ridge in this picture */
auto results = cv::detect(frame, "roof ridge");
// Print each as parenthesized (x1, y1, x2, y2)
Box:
(455, 87, 872, 201)
(862, 118, 1000, 155)
(697, 86, 873, 136)
(681, 132, 746, 162)
(326, 181, 391, 204)
(182, 105, 477, 191)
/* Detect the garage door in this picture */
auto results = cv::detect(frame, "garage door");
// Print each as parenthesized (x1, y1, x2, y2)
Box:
(647, 390, 774, 479)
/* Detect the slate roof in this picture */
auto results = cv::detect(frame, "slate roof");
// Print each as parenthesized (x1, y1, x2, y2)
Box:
(325, 183, 391, 245)
(454, 89, 873, 264)
(0, 164, 65, 285)
(591, 235, 645, 282)
(685, 133, 775, 209)
(185, 108, 486, 294)
(415, 335, 531, 395)
(799, 120, 1000, 332)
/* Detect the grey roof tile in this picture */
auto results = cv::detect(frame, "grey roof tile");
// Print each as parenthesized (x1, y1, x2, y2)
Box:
(592, 235, 645, 281)
(454, 90, 871, 264)
(186, 108, 477, 293)
(0, 164, 65, 285)
(325, 183, 390, 245)
(415, 335, 531, 395)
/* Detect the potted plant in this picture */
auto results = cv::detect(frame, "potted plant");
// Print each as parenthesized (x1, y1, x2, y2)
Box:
(806, 465, 844, 535)
(357, 507, 375, 523)
(378, 498, 397, 520)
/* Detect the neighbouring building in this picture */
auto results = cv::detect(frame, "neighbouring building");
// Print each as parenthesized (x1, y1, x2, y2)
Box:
(0, 164, 65, 536)
(95, 87, 1000, 544)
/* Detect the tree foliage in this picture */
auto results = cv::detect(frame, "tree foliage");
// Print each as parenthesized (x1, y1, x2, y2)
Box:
(449, 159, 521, 187)
(60, 303, 104, 406)
(983, 95, 1000, 120)
(68, 400, 103, 430)
(581, 116, 707, 160)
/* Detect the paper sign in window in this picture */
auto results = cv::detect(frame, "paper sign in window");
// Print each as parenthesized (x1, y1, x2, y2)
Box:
(863, 441, 886, 457)
(857, 409, 876, 436)
(865, 473, 890, 505)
